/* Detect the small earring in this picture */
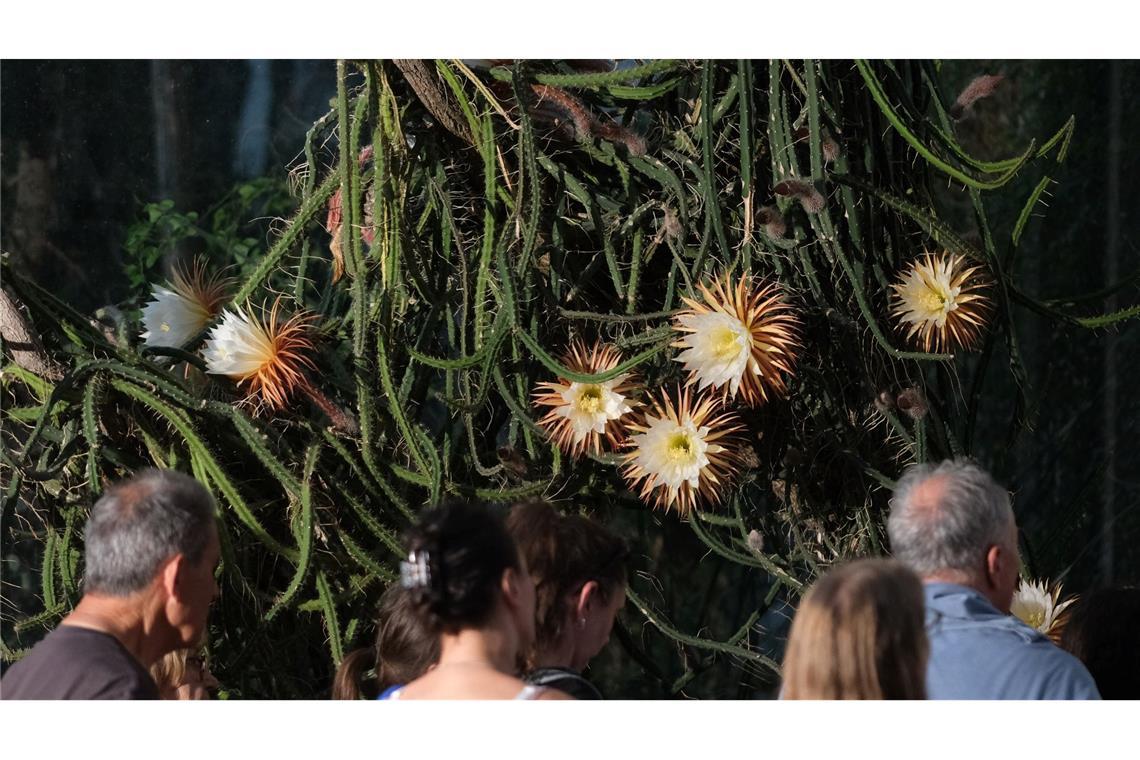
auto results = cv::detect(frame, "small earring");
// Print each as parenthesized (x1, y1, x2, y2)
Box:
(577, 617, 586, 630)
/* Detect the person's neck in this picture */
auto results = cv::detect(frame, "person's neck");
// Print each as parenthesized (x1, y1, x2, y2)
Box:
(923, 572, 1001, 609)
(437, 625, 519, 676)
(533, 632, 581, 672)
(62, 593, 169, 668)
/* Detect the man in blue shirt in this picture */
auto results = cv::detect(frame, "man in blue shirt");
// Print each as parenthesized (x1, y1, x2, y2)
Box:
(888, 460, 1099, 700)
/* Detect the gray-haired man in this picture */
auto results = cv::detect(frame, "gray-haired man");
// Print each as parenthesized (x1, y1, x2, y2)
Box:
(2, 469, 219, 699)
(888, 459, 1098, 699)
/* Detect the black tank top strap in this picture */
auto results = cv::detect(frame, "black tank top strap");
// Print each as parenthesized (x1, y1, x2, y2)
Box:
(523, 667, 603, 700)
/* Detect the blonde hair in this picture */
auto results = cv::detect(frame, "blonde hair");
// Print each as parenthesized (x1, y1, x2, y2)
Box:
(782, 559, 928, 699)
(150, 648, 193, 696)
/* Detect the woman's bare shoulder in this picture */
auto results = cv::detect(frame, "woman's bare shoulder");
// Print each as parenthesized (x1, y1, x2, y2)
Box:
(537, 687, 575, 700)
(398, 668, 544, 699)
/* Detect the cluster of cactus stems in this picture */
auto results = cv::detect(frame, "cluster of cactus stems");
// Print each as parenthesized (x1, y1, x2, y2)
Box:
(2, 60, 1136, 697)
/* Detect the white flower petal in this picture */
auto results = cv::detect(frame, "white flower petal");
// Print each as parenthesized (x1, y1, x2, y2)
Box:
(203, 309, 276, 379)
(1011, 579, 1062, 633)
(631, 415, 713, 493)
(674, 311, 752, 398)
(551, 380, 632, 444)
(140, 286, 212, 350)
(895, 257, 966, 333)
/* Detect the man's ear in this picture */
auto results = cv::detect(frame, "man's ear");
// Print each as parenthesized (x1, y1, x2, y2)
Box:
(983, 543, 1004, 591)
(159, 554, 186, 600)
(575, 580, 599, 621)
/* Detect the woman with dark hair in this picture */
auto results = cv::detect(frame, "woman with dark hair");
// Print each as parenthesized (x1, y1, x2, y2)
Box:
(332, 584, 439, 700)
(1060, 586, 1140, 700)
(506, 499, 628, 700)
(782, 558, 928, 700)
(380, 500, 570, 700)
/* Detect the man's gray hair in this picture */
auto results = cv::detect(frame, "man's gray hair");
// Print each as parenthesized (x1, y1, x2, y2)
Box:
(887, 459, 1013, 577)
(84, 469, 216, 596)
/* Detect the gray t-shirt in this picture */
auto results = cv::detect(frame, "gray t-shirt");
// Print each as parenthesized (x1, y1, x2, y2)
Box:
(1, 625, 159, 700)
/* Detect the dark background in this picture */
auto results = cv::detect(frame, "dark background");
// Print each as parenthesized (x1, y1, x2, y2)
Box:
(2, 60, 332, 310)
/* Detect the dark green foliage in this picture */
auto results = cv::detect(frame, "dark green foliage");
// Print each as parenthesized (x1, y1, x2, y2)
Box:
(3, 60, 1136, 698)
(121, 178, 295, 300)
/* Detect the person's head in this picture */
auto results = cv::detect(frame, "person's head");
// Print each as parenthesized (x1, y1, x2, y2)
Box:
(782, 558, 928, 700)
(84, 469, 220, 650)
(888, 459, 1020, 613)
(403, 500, 535, 658)
(150, 647, 219, 700)
(506, 499, 628, 671)
(1059, 586, 1140, 700)
(332, 584, 441, 699)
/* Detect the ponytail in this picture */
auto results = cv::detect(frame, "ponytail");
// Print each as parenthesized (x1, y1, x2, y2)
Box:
(332, 647, 378, 700)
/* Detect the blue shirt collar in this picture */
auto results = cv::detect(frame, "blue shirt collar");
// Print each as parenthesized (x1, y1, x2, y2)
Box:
(924, 582, 1004, 621)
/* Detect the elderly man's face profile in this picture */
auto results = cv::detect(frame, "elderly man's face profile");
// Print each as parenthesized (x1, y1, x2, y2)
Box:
(984, 514, 1021, 615)
(170, 523, 220, 646)
(998, 516, 1021, 611)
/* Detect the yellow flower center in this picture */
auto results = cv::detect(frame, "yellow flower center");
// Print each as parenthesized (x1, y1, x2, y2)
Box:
(920, 284, 951, 315)
(666, 432, 696, 463)
(576, 385, 605, 415)
(1025, 609, 1045, 630)
(710, 325, 743, 361)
